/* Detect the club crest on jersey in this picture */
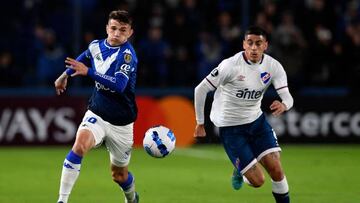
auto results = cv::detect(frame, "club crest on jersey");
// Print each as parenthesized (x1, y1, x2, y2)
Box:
(124, 53, 132, 63)
(260, 72, 271, 84)
(211, 68, 219, 77)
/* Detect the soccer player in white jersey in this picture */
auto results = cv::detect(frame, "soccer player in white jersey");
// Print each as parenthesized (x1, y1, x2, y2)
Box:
(194, 26, 293, 203)
(54, 10, 139, 203)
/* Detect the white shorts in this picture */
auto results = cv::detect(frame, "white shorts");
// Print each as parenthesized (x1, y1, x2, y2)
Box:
(78, 110, 134, 167)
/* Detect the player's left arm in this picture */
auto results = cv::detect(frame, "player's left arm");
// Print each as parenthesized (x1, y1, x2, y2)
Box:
(270, 88, 293, 116)
(270, 62, 294, 116)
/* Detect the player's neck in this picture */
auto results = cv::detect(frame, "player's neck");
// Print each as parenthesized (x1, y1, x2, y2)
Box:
(105, 39, 124, 48)
(242, 52, 264, 65)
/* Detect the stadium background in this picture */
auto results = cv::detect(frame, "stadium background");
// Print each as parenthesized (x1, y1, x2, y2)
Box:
(0, 0, 360, 202)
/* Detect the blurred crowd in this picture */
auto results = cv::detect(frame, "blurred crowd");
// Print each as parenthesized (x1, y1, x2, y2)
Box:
(0, 0, 359, 95)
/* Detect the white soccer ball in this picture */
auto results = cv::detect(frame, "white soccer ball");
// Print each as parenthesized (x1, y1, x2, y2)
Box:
(143, 125, 176, 158)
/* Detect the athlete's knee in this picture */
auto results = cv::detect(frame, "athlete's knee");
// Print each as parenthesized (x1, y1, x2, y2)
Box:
(111, 167, 128, 183)
(72, 142, 90, 156)
(249, 174, 265, 187)
(245, 172, 265, 188)
(72, 131, 94, 156)
(268, 166, 284, 181)
(244, 163, 265, 187)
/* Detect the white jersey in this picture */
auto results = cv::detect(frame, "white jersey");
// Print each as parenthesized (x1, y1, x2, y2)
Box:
(205, 51, 288, 127)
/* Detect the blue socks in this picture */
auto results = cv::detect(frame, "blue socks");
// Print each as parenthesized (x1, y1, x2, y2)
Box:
(118, 172, 134, 190)
(272, 192, 290, 203)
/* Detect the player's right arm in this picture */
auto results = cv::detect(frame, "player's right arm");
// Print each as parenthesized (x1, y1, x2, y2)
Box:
(54, 50, 91, 95)
(193, 59, 232, 137)
(54, 71, 68, 95)
(194, 79, 213, 137)
(194, 67, 227, 137)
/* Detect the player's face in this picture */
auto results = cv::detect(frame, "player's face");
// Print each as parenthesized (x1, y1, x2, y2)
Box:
(106, 19, 133, 46)
(243, 34, 268, 63)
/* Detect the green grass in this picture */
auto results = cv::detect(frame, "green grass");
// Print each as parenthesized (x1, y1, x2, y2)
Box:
(0, 144, 360, 203)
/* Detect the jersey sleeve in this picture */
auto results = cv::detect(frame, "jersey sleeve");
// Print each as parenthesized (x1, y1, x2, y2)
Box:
(271, 60, 288, 90)
(87, 47, 135, 94)
(114, 50, 134, 79)
(271, 60, 294, 110)
(66, 49, 92, 76)
(204, 60, 232, 89)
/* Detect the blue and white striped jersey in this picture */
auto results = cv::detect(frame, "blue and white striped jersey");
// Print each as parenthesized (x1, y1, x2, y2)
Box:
(70, 39, 138, 125)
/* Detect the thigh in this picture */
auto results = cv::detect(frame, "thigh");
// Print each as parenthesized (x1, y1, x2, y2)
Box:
(260, 151, 284, 181)
(249, 115, 281, 160)
(78, 110, 106, 147)
(219, 126, 257, 175)
(105, 122, 134, 167)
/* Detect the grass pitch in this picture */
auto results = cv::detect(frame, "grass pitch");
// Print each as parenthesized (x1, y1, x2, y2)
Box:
(0, 144, 359, 203)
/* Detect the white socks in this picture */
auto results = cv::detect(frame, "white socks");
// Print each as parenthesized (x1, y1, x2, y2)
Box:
(57, 151, 82, 203)
(271, 176, 289, 194)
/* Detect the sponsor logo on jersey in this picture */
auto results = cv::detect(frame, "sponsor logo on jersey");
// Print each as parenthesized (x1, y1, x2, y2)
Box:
(211, 68, 219, 77)
(120, 64, 131, 75)
(235, 88, 263, 99)
(261, 72, 271, 84)
(95, 81, 115, 93)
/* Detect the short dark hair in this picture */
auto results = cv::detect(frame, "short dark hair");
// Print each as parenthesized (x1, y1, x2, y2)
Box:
(244, 26, 268, 40)
(108, 10, 132, 26)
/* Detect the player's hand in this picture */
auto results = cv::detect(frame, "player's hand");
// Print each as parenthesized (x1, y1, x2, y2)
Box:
(194, 124, 206, 137)
(54, 72, 68, 95)
(270, 100, 287, 117)
(65, 57, 88, 77)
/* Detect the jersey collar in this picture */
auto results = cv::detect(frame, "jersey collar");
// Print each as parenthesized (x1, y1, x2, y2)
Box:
(104, 39, 121, 49)
(242, 52, 264, 65)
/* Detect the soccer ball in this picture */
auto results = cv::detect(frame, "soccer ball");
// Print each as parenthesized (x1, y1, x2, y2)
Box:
(143, 125, 176, 158)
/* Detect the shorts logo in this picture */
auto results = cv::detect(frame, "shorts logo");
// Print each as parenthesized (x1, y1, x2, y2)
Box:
(235, 158, 241, 169)
(211, 68, 219, 77)
(260, 72, 271, 84)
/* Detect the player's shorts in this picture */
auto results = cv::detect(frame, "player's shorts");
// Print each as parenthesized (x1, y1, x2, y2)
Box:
(78, 110, 134, 167)
(219, 113, 281, 175)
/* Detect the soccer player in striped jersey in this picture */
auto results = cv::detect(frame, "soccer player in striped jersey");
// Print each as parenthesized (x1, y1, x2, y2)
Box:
(54, 10, 139, 203)
(194, 26, 293, 203)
